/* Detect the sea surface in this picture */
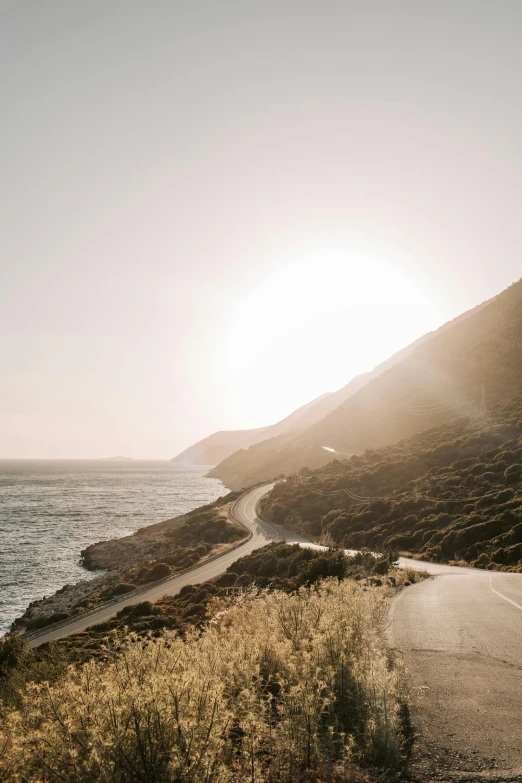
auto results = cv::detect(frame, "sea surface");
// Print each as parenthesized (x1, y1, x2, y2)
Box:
(0, 460, 224, 636)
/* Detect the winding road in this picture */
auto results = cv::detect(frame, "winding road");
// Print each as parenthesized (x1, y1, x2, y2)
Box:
(26, 484, 522, 779)
(27, 484, 310, 648)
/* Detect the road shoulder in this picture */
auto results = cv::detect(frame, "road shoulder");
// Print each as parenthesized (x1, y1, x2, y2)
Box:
(403, 648, 522, 782)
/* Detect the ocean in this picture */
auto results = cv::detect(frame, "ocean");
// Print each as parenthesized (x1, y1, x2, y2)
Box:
(0, 460, 225, 636)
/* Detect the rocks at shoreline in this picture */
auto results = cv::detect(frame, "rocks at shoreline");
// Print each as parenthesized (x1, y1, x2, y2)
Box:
(81, 511, 191, 572)
(12, 573, 117, 633)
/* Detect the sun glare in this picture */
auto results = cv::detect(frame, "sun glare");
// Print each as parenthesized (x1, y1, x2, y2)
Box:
(222, 249, 441, 426)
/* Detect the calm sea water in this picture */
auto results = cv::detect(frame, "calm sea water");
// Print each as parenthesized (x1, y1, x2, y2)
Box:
(0, 460, 224, 636)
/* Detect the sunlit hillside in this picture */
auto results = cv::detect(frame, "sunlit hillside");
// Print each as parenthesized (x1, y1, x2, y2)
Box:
(174, 372, 386, 468)
(171, 392, 336, 466)
(210, 280, 521, 489)
(181, 297, 491, 473)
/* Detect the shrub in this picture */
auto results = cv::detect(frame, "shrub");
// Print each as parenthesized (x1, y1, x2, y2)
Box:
(0, 581, 406, 781)
(111, 582, 136, 596)
(505, 464, 522, 484)
(147, 563, 171, 582)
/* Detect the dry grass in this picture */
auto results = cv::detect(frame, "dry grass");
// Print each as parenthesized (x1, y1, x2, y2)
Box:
(1, 580, 407, 782)
(392, 566, 430, 586)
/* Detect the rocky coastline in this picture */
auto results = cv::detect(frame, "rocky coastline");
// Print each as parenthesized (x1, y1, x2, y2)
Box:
(10, 490, 244, 635)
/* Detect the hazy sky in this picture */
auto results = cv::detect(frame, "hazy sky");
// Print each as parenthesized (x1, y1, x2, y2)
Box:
(2, 1, 522, 458)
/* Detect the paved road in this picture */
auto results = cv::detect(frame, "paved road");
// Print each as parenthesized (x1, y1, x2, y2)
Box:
(388, 561, 522, 781)
(28, 484, 310, 648)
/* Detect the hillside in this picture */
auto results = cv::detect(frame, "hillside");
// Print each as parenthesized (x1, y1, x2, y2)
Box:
(171, 391, 335, 466)
(260, 391, 522, 570)
(209, 282, 517, 489)
(175, 296, 476, 471)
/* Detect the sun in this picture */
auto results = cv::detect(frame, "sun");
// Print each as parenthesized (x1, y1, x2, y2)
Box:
(221, 248, 441, 426)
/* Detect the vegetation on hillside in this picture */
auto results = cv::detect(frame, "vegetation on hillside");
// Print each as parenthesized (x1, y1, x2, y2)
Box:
(261, 397, 522, 569)
(81, 492, 245, 573)
(207, 438, 334, 489)
(1, 545, 411, 705)
(0, 545, 417, 782)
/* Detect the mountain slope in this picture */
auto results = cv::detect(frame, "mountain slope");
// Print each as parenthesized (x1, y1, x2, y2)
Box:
(177, 294, 493, 472)
(175, 300, 460, 470)
(171, 392, 334, 466)
(209, 281, 518, 488)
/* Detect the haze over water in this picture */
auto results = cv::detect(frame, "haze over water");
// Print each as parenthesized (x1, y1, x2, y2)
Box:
(0, 461, 224, 636)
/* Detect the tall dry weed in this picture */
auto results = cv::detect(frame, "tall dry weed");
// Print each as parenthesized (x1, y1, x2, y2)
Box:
(0, 580, 406, 782)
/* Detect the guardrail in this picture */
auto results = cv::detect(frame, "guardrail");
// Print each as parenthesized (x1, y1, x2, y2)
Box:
(22, 489, 257, 643)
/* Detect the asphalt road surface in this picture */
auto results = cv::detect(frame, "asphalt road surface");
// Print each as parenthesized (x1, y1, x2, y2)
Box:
(388, 560, 522, 781)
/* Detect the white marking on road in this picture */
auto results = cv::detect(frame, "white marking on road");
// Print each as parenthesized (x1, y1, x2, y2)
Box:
(489, 576, 522, 612)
